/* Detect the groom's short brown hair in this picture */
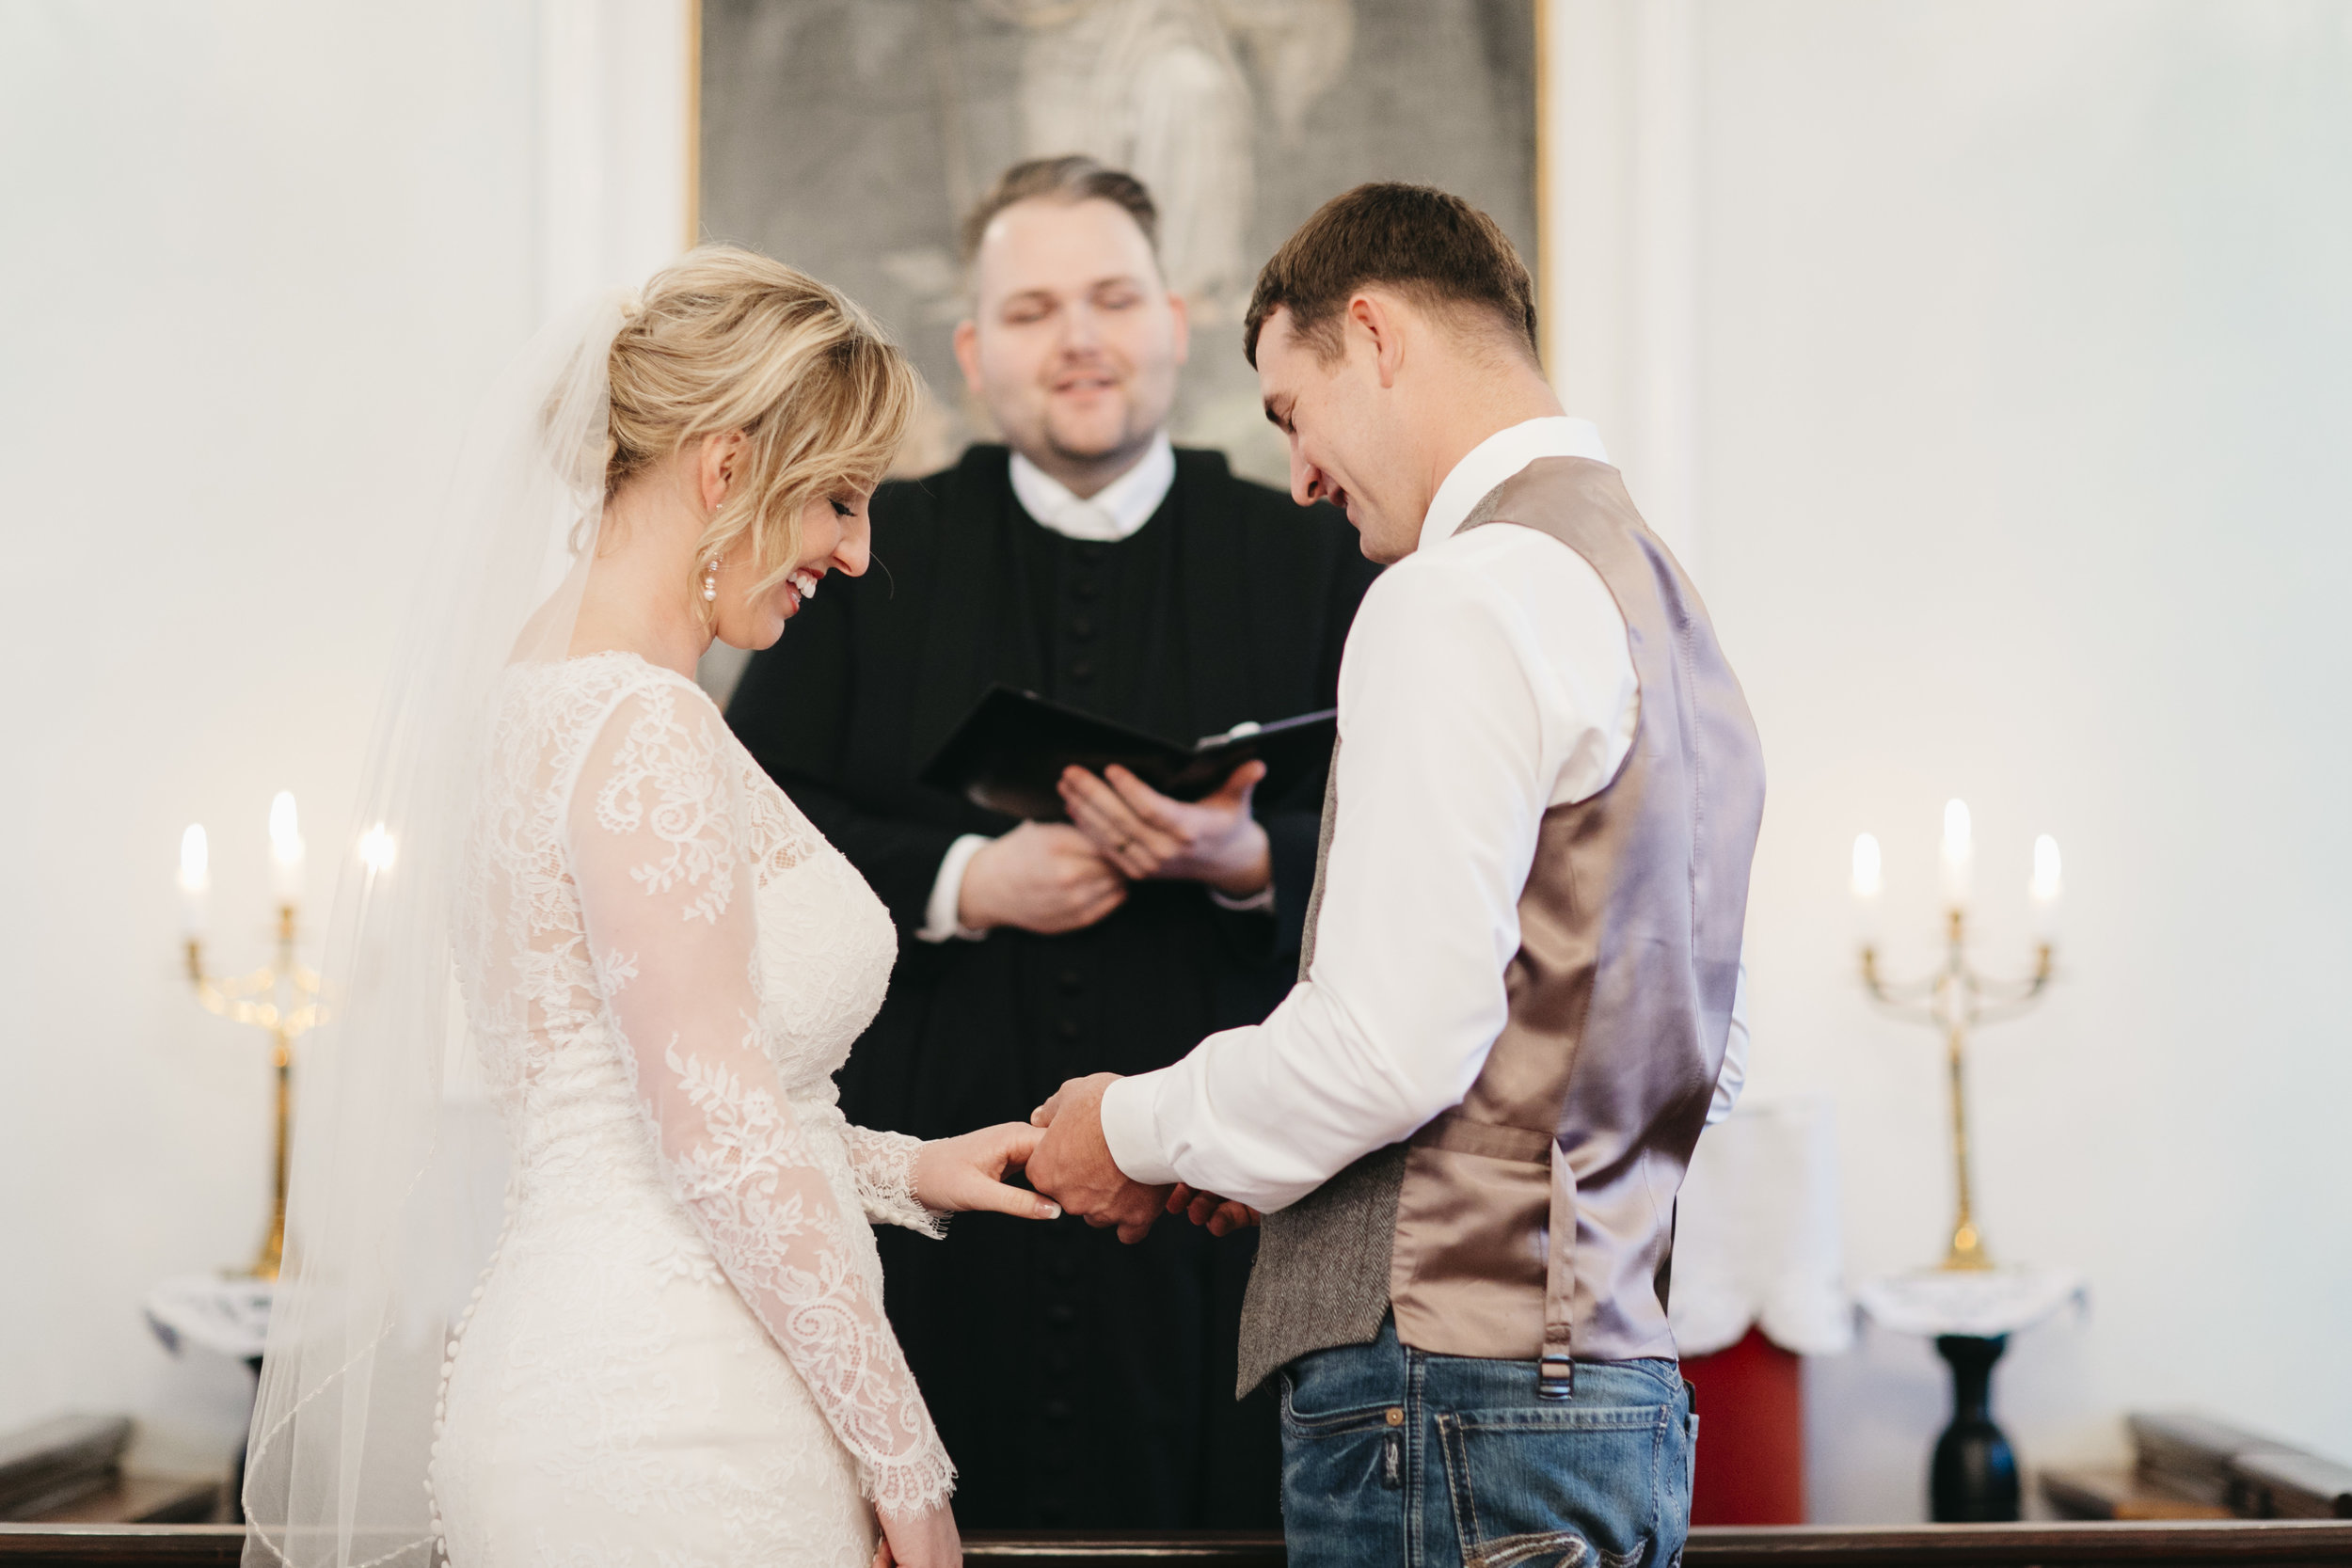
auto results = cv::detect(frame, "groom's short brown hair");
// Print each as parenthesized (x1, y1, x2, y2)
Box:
(1244, 183, 1538, 368)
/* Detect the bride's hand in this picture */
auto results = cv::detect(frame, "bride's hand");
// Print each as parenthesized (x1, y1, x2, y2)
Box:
(873, 1502, 960, 1568)
(913, 1122, 1062, 1220)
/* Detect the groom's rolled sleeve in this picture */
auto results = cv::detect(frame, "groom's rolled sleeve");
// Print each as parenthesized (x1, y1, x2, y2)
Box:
(1098, 554, 1594, 1213)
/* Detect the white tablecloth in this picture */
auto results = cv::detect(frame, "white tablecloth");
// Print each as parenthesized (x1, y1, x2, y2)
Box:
(1670, 1096, 1854, 1358)
(145, 1273, 273, 1360)
(1855, 1265, 2086, 1338)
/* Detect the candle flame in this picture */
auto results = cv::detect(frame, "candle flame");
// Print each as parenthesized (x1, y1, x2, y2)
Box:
(1851, 833, 1883, 898)
(358, 823, 398, 875)
(1942, 799, 1972, 857)
(178, 824, 209, 889)
(269, 791, 303, 857)
(2031, 834, 2061, 899)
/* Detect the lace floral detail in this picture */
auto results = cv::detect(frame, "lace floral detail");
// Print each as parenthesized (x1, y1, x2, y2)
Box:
(594, 689, 737, 922)
(842, 1126, 946, 1240)
(436, 652, 952, 1558)
(644, 1039, 954, 1512)
(573, 673, 954, 1514)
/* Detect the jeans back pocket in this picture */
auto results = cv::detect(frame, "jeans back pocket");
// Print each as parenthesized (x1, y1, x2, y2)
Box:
(1435, 1403, 1669, 1568)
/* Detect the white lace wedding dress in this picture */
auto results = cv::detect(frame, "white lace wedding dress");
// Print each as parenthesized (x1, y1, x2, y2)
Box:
(429, 650, 954, 1566)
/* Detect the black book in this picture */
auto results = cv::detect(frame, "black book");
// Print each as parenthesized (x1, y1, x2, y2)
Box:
(919, 685, 1337, 822)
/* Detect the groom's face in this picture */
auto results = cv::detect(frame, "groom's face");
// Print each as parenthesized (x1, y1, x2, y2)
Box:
(1255, 305, 1419, 562)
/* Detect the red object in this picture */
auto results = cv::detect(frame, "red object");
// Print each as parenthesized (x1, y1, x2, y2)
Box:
(1683, 1325, 1806, 1525)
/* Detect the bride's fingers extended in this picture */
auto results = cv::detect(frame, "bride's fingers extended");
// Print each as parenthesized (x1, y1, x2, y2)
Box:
(968, 1177, 1060, 1221)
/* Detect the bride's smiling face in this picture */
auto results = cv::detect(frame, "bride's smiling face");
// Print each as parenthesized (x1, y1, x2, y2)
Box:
(710, 488, 873, 651)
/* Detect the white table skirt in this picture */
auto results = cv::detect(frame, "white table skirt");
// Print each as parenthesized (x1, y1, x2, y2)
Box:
(1670, 1096, 1854, 1358)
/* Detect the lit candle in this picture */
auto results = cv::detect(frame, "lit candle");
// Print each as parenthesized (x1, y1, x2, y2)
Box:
(178, 824, 210, 939)
(2029, 833, 2062, 942)
(1851, 832, 1883, 944)
(269, 791, 306, 906)
(1939, 799, 1974, 910)
(358, 822, 397, 878)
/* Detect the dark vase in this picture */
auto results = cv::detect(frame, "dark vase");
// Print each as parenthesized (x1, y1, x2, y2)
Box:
(1930, 1334, 2020, 1522)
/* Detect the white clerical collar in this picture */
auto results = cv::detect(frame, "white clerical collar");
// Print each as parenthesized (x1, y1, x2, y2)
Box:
(1009, 433, 1177, 543)
(1418, 417, 1611, 555)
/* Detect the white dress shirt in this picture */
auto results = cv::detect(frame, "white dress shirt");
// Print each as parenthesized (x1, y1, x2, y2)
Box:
(1007, 433, 1175, 543)
(1098, 418, 1750, 1212)
(917, 436, 1180, 942)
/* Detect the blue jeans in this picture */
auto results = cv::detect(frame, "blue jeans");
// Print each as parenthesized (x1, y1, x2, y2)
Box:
(1278, 1320, 1695, 1568)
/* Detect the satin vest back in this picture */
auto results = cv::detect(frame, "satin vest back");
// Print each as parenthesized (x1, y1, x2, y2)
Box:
(1236, 457, 1765, 1395)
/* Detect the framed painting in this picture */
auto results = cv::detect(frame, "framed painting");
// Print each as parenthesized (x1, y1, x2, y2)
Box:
(698, 0, 1540, 485)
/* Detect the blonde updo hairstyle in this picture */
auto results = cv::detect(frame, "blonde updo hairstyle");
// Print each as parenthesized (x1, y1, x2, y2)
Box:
(604, 246, 916, 609)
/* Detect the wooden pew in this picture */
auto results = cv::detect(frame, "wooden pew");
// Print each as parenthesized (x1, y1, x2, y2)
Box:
(4, 1522, 2352, 1567)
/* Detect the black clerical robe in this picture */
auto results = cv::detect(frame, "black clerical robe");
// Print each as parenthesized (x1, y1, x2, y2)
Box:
(726, 443, 1377, 1529)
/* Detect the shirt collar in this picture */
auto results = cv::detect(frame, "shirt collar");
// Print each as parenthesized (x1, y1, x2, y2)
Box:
(1008, 433, 1177, 543)
(1418, 417, 1611, 554)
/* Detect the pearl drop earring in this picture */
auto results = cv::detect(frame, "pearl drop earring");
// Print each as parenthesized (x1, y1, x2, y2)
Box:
(702, 554, 721, 604)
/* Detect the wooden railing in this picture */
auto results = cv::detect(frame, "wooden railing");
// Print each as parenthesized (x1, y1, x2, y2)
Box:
(4, 1522, 2351, 1567)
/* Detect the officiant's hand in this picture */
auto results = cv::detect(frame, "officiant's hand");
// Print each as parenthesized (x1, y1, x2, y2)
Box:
(1027, 1072, 1172, 1244)
(958, 821, 1128, 934)
(913, 1122, 1064, 1221)
(1057, 761, 1272, 897)
(1168, 1182, 1261, 1238)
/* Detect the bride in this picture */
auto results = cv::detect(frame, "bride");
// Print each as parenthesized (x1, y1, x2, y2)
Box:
(242, 249, 1056, 1568)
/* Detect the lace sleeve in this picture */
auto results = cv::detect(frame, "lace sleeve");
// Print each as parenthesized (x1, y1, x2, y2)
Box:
(841, 1123, 947, 1239)
(569, 677, 955, 1516)
(788, 1085, 948, 1240)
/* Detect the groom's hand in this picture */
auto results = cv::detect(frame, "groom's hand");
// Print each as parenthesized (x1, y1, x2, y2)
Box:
(1168, 1182, 1261, 1238)
(1027, 1072, 1170, 1245)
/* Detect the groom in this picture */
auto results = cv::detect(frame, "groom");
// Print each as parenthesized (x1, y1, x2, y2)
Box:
(1028, 183, 1765, 1565)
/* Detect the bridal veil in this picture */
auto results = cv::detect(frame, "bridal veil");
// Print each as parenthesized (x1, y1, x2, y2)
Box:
(241, 294, 627, 1567)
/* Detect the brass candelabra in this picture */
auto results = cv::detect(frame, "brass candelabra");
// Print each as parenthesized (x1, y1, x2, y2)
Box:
(1859, 912, 2052, 1271)
(184, 901, 323, 1280)
(1853, 802, 2060, 1272)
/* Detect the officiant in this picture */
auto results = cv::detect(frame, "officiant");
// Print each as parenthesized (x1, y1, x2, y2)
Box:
(725, 156, 1376, 1530)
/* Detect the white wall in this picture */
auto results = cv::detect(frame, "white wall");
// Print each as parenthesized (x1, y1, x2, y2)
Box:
(1553, 0, 2352, 1522)
(0, 0, 685, 1473)
(6, 0, 2344, 1515)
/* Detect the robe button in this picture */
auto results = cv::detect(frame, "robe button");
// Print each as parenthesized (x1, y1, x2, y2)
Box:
(1046, 1302, 1077, 1327)
(1075, 544, 1104, 563)
(1043, 1398, 1074, 1421)
(1069, 659, 1094, 682)
(1069, 616, 1094, 641)
(1073, 579, 1100, 601)
(1057, 969, 1083, 995)
(1057, 1018, 1081, 1041)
